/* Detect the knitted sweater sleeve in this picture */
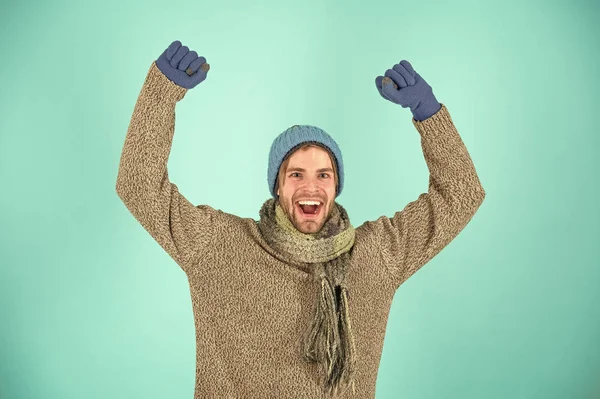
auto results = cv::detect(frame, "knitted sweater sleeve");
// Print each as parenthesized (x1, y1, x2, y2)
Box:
(360, 104, 486, 289)
(115, 62, 218, 274)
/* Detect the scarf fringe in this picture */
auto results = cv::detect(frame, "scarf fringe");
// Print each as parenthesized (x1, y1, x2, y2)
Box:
(302, 261, 357, 397)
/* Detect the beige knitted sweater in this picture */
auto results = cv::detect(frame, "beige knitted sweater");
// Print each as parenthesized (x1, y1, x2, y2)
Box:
(116, 62, 486, 398)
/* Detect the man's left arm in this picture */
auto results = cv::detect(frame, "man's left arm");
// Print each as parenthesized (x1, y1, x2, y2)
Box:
(361, 60, 486, 289)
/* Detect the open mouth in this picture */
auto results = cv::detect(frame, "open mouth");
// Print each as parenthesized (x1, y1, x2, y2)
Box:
(295, 200, 322, 218)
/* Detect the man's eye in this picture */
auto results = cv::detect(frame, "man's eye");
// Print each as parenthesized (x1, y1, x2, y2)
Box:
(291, 173, 301, 177)
(320, 173, 330, 178)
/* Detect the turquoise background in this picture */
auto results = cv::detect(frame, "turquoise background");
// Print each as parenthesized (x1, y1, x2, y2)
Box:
(1, 0, 598, 398)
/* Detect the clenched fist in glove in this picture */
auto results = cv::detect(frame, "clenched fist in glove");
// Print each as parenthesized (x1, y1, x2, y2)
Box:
(375, 60, 441, 121)
(155, 40, 210, 89)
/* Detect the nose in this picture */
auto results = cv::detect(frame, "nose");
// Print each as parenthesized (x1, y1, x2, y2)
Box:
(302, 177, 321, 191)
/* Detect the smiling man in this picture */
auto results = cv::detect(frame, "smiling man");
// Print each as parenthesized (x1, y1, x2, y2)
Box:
(116, 40, 485, 398)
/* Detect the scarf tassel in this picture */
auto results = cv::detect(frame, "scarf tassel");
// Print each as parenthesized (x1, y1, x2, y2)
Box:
(303, 274, 357, 397)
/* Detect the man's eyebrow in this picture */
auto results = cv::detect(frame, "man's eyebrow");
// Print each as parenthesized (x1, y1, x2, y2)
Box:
(287, 167, 334, 173)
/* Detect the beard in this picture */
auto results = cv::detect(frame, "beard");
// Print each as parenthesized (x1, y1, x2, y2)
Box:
(278, 196, 333, 234)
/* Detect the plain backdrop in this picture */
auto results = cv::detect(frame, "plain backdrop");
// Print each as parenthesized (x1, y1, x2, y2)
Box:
(0, 0, 598, 398)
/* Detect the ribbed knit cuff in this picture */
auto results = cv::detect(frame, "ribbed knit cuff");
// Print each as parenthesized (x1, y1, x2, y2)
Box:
(143, 62, 188, 104)
(411, 103, 455, 138)
(411, 98, 442, 122)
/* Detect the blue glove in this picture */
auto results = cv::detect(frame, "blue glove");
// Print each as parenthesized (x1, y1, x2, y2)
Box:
(155, 40, 210, 89)
(375, 60, 441, 121)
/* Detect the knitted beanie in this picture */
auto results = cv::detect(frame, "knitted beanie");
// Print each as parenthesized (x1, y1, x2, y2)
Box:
(268, 125, 344, 199)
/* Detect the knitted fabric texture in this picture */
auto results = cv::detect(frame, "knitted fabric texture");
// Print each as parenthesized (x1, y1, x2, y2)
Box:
(268, 125, 344, 199)
(116, 62, 486, 398)
(257, 198, 357, 396)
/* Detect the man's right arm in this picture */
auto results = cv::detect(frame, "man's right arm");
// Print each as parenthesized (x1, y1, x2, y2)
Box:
(116, 43, 215, 274)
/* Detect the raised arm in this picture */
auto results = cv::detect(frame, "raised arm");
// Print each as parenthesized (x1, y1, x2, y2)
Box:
(115, 40, 217, 274)
(362, 60, 485, 289)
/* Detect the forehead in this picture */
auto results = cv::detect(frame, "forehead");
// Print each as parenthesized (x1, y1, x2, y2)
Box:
(286, 145, 333, 168)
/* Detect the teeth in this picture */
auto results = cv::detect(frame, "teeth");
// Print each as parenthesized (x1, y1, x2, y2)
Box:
(298, 200, 321, 205)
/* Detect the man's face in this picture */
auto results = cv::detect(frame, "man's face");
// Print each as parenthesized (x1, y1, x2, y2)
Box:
(276, 146, 337, 234)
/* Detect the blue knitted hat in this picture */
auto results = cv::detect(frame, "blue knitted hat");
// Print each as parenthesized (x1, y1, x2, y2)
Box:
(268, 125, 344, 199)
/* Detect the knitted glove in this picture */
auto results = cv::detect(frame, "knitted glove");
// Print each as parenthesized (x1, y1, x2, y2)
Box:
(155, 40, 210, 89)
(375, 60, 441, 121)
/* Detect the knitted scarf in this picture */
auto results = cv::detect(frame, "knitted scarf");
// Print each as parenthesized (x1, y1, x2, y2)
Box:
(257, 198, 357, 397)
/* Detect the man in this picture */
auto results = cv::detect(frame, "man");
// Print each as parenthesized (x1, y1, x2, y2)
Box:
(116, 40, 485, 398)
